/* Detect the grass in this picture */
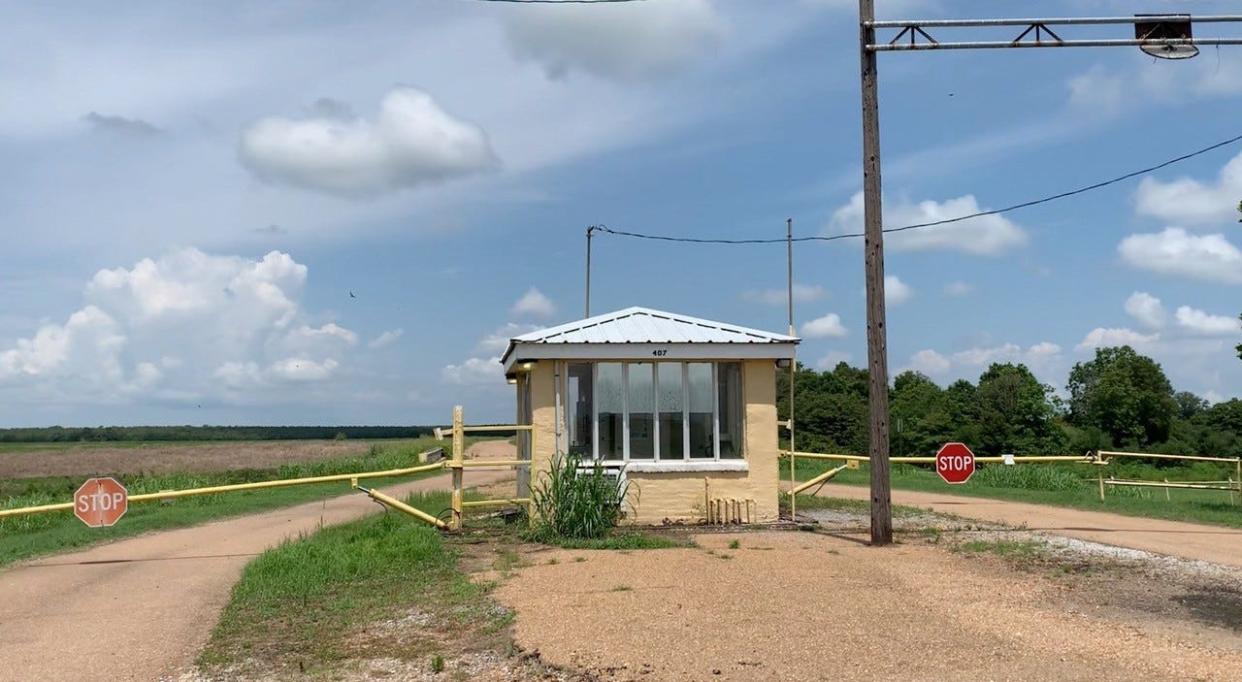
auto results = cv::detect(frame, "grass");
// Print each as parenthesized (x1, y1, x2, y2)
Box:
(544, 532, 688, 550)
(956, 538, 1048, 559)
(783, 457, 1242, 528)
(198, 490, 510, 676)
(0, 438, 455, 567)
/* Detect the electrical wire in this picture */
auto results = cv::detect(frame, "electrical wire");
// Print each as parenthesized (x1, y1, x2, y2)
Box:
(593, 130, 1242, 245)
(463, 0, 645, 4)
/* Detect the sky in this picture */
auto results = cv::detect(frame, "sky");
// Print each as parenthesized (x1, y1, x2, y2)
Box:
(2, 0, 1242, 427)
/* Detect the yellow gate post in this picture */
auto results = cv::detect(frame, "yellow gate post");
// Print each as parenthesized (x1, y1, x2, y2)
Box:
(450, 405, 464, 531)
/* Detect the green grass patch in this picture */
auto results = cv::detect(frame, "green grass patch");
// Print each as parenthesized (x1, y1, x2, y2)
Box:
(783, 492, 925, 518)
(956, 539, 1048, 559)
(783, 456, 1242, 529)
(0, 438, 452, 567)
(545, 532, 688, 550)
(199, 490, 507, 674)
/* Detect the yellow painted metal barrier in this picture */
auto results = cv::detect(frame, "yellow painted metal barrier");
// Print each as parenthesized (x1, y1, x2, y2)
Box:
(789, 464, 849, 496)
(0, 456, 448, 520)
(355, 485, 448, 529)
(780, 450, 1095, 465)
(436, 405, 535, 530)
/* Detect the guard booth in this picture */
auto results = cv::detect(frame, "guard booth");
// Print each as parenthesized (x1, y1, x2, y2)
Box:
(501, 307, 798, 524)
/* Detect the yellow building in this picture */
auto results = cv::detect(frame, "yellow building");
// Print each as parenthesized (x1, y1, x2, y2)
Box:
(501, 307, 798, 524)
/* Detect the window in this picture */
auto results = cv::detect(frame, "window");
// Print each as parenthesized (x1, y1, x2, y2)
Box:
(687, 363, 714, 458)
(596, 363, 624, 460)
(627, 363, 654, 459)
(571, 361, 744, 463)
(566, 363, 592, 457)
(718, 363, 743, 458)
(657, 363, 684, 460)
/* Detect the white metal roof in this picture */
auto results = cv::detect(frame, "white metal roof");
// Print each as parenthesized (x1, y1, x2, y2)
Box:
(502, 307, 798, 371)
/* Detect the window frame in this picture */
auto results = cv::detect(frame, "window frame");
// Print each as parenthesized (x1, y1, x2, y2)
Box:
(577, 360, 743, 465)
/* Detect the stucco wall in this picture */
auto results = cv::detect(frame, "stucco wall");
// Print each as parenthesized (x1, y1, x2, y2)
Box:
(525, 359, 780, 525)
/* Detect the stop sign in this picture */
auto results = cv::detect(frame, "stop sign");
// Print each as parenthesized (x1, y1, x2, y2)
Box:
(74, 477, 128, 527)
(935, 442, 975, 485)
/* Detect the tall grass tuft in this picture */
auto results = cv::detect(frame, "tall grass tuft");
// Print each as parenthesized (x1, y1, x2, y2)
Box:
(972, 464, 1084, 492)
(528, 453, 630, 541)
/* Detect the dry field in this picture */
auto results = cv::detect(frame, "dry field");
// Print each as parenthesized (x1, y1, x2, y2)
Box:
(0, 440, 385, 478)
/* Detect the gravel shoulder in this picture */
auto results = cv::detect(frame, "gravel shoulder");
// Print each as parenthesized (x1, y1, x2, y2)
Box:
(495, 529, 1242, 681)
(0, 442, 513, 682)
(810, 483, 1242, 568)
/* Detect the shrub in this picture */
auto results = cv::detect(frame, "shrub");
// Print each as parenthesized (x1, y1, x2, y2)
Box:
(529, 452, 630, 541)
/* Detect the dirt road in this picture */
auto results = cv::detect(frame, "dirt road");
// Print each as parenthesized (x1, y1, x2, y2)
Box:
(0, 442, 514, 682)
(812, 483, 1242, 568)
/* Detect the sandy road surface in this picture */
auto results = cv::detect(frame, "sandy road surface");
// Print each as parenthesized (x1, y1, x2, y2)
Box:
(0, 442, 514, 682)
(812, 483, 1242, 568)
(497, 531, 1242, 681)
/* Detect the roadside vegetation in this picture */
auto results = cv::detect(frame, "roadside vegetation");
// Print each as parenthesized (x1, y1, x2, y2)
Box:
(786, 458, 1241, 528)
(198, 490, 518, 679)
(780, 342, 1241, 528)
(780, 344, 1242, 459)
(0, 424, 436, 445)
(0, 438, 452, 567)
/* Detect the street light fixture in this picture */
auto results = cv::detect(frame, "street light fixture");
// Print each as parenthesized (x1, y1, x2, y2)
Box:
(857, 7, 1242, 546)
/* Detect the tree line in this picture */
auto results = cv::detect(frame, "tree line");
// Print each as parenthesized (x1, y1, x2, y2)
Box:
(0, 425, 434, 444)
(779, 345, 1242, 458)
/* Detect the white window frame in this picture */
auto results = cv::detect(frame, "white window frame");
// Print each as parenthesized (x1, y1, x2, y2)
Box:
(582, 360, 743, 466)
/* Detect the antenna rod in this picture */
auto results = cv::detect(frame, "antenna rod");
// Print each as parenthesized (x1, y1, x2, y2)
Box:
(585, 226, 594, 318)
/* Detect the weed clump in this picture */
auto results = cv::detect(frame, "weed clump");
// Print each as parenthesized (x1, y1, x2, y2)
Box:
(527, 452, 630, 542)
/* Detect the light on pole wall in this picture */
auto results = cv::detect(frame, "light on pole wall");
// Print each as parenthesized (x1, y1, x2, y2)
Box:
(1136, 14, 1198, 59)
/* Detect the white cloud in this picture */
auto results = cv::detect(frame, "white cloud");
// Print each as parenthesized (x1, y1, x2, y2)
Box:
(441, 356, 503, 386)
(1124, 292, 1166, 330)
(511, 287, 556, 319)
(368, 328, 404, 349)
(239, 86, 499, 198)
(1118, 228, 1242, 284)
(1135, 151, 1242, 226)
(815, 350, 852, 369)
(950, 342, 1061, 368)
(800, 313, 847, 339)
(478, 322, 540, 353)
(268, 357, 340, 382)
(1076, 327, 1159, 351)
(742, 283, 825, 306)
(0, 249, 353, 405)
(885, 275, 912, 305)
(502, 0, 726, 82)
(1175, 306, 1242, 336)
(908, 349, 950, 376)
(944, 281, 973, 297)
(829, 192, 1027, 255)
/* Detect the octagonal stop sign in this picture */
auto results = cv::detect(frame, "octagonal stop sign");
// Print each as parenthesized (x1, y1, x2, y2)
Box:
(74, 477, 128, 528)
(935, 442, 976, 485)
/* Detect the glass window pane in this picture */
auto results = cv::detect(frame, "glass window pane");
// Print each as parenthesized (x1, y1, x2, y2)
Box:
(597, 363, 624, 460)
(657, 363, 684, 460)
(627, 363, 654, 459)
(566, 363, 593, 458)
(687, 363, 714, 458)
(718, 363, 744, 458)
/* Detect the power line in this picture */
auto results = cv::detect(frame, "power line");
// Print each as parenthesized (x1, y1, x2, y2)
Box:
(593, 130, 1242, 245)
(463, 0, 645, 4)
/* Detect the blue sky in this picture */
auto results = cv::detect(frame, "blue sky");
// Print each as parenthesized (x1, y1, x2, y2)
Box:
(3, 0, 1241, 427)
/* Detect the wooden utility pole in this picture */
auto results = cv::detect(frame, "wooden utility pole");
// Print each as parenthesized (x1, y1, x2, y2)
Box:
(859, 0, 893, 545)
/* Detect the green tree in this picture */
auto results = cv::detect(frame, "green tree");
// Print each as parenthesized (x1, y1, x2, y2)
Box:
(1066, 346, 1177, 447)
(974, 363, 1063, 455)
(891, 371, 952, 455)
